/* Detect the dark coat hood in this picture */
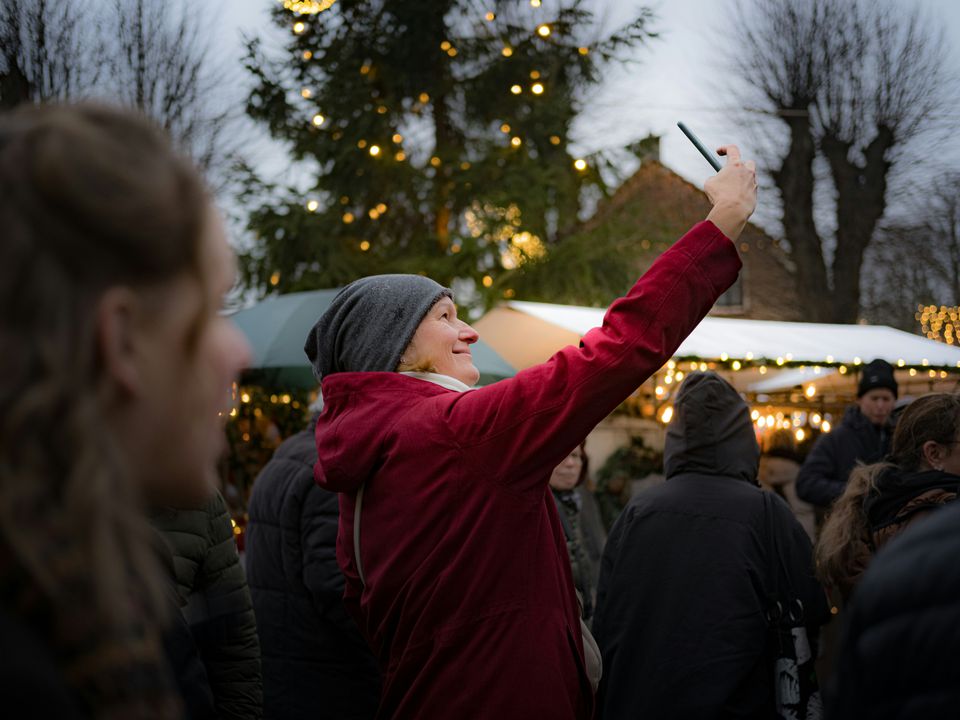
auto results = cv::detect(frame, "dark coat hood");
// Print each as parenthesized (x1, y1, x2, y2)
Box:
(664, 371, 760, 484)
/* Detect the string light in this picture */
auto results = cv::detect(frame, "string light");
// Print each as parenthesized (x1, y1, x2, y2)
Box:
(369, 144, 381, 156)
(460, 161, 471, 170)
(392, 133, 403, 143)
(430, 156, 442, 167)
(578, 47, 589, 55)
(573, 158, 587, 171)
(917, 304, 959, 345)
(311, 113, 325, 126)
(731, 360, 741, 370)
(300, 88, 313, 98)
(502, 47, 513, 57)
(805, 385, 816, 398)
(342, 212, 355, 224)
(510, 84, 522, 94)
(360, 64, 371, 75)
(306, 200, 319, 212)
(530, 0, 541, 6)
(822, 421, 832, 433)
(419, 92, 430, 103)
(536, 24, 551, 37)
(511, 136, 522, 147)
(440, 41, 451, 51)
(549, 135, 561, 145)
(482, 275, 494, 287)
(376, 203, 387, 213)
(530, 70, 541, 79)
(531, 83, 544, 95)
(360, 240, 371, 251)
(395, 151, 406, 161)
(377, 105, 388, 114)
(302, 50, 313, 60)
(282, 0, 337, 13)
(500, 123, 511, 133)
(357, 139, 367, 148)
(660, 406, 674, 424)
(293, 21, 306, 34)
(795, 428, 806, 442)
(269, 272, 281, 287)
(485, 11, 495, 21)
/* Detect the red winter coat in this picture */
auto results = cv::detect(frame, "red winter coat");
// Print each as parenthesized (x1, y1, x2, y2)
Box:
(314, 221, 741, 719)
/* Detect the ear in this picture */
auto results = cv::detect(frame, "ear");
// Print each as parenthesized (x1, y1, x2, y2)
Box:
(921, 440, 945, 471)
(96, 287, 144, 398)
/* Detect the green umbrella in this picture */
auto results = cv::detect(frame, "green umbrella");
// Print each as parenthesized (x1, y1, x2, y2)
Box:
(230, 289, 516, 388)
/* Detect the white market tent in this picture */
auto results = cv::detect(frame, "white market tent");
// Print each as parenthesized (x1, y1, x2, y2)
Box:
(474, 301, 960, 399)
(496, 300, 960, 368)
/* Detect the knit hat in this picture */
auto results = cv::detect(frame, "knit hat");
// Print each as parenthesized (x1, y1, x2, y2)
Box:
(304, 274, 452, 381)
(857, 359, 898, 398)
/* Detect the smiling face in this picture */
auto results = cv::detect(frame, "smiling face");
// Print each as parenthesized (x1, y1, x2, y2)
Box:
(399, 296, 480, 386)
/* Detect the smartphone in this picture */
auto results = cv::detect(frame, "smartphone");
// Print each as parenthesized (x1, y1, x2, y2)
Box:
(677, 122, 723, 172)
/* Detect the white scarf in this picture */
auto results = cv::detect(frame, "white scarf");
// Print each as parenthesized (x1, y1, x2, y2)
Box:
(399, 371, 474, 393)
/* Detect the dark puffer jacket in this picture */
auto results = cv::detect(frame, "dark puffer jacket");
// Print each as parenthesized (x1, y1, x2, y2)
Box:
(796, 406, 891, 508)
(828, 493, 960, 719)
(593, 372, 828, 720)
(246, 422, 380, 720)
(152, 491, 263, 719)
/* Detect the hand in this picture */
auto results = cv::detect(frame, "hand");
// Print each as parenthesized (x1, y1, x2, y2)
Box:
(704, 145, 758, 242)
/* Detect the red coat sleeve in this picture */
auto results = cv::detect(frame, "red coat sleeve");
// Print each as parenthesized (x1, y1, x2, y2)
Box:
(442, 220, 742, 492)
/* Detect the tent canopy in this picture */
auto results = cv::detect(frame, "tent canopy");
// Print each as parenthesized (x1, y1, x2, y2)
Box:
(497, 301, 960, 369)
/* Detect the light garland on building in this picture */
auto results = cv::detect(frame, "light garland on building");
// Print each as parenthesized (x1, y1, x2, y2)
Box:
(281, 0, 337, 14)
(917, 304, 958, 345)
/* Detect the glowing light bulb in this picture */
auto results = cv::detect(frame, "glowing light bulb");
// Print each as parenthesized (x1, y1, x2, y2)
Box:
(502, 47, 513, 57)
(369, 144, 381, 156)
(573, 158, 587, 171)
(293, 22, 306, 34)
(511, 136, 522, 147)
(661, 406, 674, 424)
(536, 24, 551, 37)
(510, 84, 522, 94)
(360, 240, 371, 251)
(531, 83, 544, 95)
(306, 200, 319, 212)
(482, 275, 493, 288)
(342, 212, 354, 224)
(311, 113, 325, 126)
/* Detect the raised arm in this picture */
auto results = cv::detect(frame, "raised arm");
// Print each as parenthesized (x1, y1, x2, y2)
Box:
(446, 148, 757, 490)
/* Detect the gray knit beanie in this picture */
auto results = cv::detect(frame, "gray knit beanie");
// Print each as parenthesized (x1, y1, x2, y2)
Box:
(304, 274, 452, 380)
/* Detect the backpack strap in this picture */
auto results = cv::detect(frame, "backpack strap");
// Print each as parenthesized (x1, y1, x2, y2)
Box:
(354, 483, 366, 587)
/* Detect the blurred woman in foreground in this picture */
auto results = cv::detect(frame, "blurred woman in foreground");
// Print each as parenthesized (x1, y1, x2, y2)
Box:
(0, 103, 249, 717)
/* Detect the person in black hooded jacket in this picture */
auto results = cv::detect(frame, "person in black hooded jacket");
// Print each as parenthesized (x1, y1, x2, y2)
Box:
(796, 359, 897, 509)
(592, 371, 828, 720)
(245, 413, 381, 720)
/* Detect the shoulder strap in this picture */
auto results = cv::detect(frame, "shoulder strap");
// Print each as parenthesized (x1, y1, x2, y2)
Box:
(354, 484, 366, 587)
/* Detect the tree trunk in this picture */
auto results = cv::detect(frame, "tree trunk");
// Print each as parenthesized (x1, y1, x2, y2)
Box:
(822, 128, 892, 323)
(773, 113, 832, 322)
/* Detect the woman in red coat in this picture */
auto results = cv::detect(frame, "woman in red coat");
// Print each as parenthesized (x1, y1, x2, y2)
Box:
(304, 147, 757, 719)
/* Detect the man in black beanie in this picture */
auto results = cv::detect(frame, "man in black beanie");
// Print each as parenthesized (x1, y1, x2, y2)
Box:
(796, 358, 898, 509)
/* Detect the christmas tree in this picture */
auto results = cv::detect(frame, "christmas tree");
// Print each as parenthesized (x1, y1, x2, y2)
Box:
(239, 0, 655, 307)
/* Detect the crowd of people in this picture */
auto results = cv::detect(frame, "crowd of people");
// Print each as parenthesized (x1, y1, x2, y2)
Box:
(3, 101, 960, 719)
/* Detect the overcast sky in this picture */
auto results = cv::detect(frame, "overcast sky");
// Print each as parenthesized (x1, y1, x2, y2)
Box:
(221, 0, 960, 213)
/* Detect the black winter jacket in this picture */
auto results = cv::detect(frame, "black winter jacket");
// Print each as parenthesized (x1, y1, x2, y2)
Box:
(828, 496, 960, 719)
(593, 372, 828, 720)
(796, 406, 890, 507)
(153, 491, 263, 719)
(246, 423, 380, 720)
